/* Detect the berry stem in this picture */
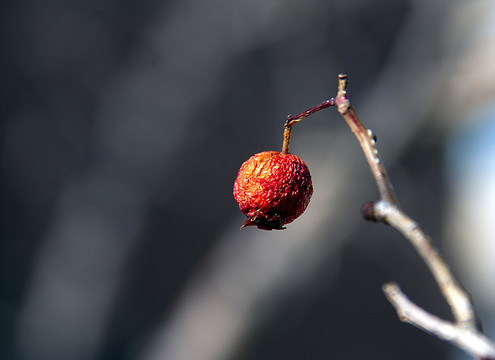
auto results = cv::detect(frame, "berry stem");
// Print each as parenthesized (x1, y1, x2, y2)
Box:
(281, 127, 292, 155)
(282, 98, 335, 154)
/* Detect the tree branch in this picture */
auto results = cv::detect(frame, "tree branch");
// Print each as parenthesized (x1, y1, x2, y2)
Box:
(334, 74, 398, 205)
(374, 200, 476, 330)
(383, 283, 495, 359)
(331, 74, 495, 359)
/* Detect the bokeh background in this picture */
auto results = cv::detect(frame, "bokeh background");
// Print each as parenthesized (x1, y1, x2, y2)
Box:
(2, 0, 495, 359)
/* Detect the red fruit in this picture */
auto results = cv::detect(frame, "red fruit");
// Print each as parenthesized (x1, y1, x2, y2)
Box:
(233, 151, 313, 230)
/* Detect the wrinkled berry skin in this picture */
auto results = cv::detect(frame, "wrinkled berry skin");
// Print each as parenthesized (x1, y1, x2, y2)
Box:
(233, 151, 313, 230)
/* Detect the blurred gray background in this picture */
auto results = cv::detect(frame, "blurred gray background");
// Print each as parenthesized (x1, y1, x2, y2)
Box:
(2, 0, 495, 359)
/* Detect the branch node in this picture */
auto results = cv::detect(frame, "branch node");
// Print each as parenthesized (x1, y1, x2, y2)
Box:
(359, 201, 383, 223)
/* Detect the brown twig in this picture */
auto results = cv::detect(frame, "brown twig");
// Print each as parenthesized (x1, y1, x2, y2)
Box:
(282, 99, 334, 154)
(329, 73, 495, 358)
(383, 283, 495, 359)
(374, 200, 476, 330)
(334, 74, 397, 205)
(277, 74, 494, 357)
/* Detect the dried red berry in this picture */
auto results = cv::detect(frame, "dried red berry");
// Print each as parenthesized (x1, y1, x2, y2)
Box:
(233, 151, 313, 230)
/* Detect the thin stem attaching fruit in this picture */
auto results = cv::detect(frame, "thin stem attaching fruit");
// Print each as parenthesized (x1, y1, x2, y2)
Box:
(282, 99, 334, 154)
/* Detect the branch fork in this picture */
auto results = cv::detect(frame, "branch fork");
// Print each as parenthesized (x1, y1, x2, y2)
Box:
(285, 74, 495, 359)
